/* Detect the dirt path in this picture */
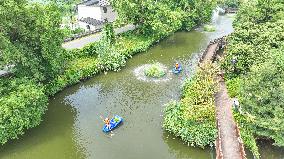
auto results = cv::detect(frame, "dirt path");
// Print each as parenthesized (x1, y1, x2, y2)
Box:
(215, 79, 242, 159)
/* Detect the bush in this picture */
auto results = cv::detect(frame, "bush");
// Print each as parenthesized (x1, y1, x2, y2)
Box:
(144, 63, 166, 78)
(233, 112, 260, 158)
(0, 78, 48, 144)
(61, 27, 85, 38)
(46, 57, 100, 96)
(163, 63, 219, 147)
(226, 77, 241, 97)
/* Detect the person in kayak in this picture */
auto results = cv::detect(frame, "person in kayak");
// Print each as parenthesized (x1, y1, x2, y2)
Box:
(175, 63, 180, 70)
(104, 118, 111, 129)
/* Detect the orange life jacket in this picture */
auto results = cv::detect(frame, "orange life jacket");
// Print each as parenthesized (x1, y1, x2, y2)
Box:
(104, 119, 110, 125)
(175, 63, 179, 69)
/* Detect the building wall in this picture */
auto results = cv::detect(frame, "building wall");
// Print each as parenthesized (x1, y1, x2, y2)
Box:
(78, 5, 102, 20)
(78, 21, 104, 31)
(100, 6, 117, 22)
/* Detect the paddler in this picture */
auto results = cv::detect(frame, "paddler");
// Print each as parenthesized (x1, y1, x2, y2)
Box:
(104, 118, 111, 129)
(175, 63, 180, 70)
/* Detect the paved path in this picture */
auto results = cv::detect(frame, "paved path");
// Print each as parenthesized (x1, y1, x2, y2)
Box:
(62, 24, 136, 50)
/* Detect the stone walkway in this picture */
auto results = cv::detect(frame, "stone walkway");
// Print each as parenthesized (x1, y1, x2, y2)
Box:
(62, 24, 136, 50)
(215, 80, 243, 159)
(201, 39, 245, 159)
(203, 43, 218, 62)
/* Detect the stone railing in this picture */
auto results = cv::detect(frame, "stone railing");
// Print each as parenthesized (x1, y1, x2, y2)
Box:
(215, 116, 224, 159)
(235, 123, 247, 159)
(199, 35, 228, 63)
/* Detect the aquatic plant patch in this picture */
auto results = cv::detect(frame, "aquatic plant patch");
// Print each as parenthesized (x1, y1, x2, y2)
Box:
(144, 63, 166, 78)
(204, 25, 216, 32)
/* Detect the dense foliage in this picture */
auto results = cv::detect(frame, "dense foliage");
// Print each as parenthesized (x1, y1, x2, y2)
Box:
(0, 0, 65, 82)
(0, 0, 63, 145)
(144, 63, 166, 78)
(0, 78, 48, 144)
(218, 0, 243, 8)
(163, 63, 219, 147)
(239, 51, 284, 145)
(110, 0, 216, 35)
(222, 0, 284, 156)
(61, 27, 85, 38)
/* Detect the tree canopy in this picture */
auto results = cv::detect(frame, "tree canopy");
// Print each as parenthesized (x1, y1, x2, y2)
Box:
(110, 0, 216, 35)
(0, 0, 64, 82)
(222, 0, 284, 155)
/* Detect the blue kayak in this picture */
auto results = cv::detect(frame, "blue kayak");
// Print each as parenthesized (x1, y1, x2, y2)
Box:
(102, 115, 123, 133)
(173, 66, 182, 74)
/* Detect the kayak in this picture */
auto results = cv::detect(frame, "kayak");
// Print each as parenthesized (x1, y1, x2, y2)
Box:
(102, 115, 123, 133)
(173, 66, 182, 74)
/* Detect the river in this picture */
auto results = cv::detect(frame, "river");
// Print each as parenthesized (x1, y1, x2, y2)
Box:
(0, 13, 283, 159)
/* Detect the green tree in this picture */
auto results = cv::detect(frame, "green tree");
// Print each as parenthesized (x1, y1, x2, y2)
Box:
(0, 0, 64, 82)
(239, 50, 284, 147)
(110, 0, 216, 35)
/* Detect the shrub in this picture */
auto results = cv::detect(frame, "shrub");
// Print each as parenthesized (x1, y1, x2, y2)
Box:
(0, 78, 48, 144)
(163, 63, 219, 147)
(226, 77, 241, 97)
(233, 112, 260, 158)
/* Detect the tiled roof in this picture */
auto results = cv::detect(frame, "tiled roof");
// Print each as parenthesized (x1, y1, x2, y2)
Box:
(98, 0, 110, 6)
(79, 0, 110, 6)
(79, 17, 105, 26)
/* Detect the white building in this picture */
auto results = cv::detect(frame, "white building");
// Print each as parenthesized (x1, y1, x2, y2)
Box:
(77, 0, 117, 31)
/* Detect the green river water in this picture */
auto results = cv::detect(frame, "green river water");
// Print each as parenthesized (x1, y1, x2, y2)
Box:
(0, 14, 283, 159)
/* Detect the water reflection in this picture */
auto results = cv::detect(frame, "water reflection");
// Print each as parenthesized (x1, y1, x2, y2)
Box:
(163, 132, 215, 159)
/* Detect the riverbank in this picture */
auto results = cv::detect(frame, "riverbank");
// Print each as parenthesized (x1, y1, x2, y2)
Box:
(0, 4, 216, 145)
(0, 18, 234, 158)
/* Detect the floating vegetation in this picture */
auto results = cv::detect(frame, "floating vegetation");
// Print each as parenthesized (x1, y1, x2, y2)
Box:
(204, 25, 216, 32)
(134, 64, 171, 82)
(144, 63, 166, 78)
